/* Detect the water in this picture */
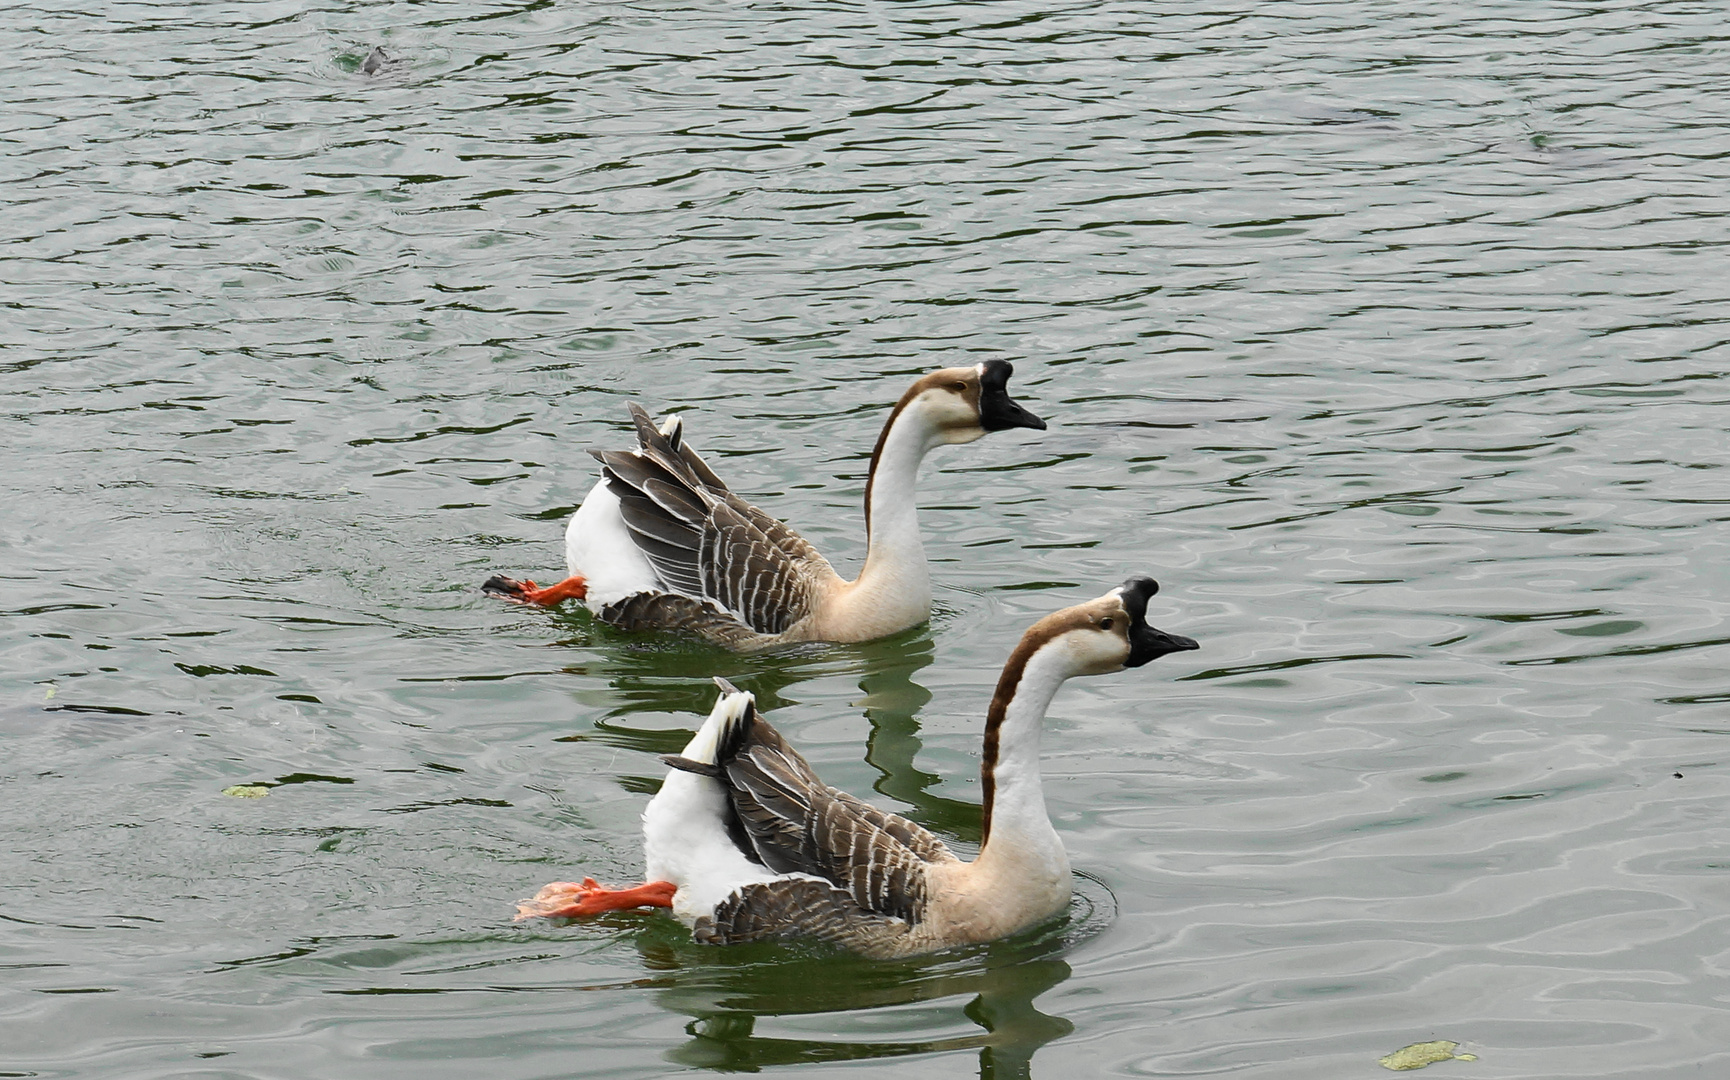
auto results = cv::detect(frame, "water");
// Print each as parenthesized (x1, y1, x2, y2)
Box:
(4, 0, 1729, 1076)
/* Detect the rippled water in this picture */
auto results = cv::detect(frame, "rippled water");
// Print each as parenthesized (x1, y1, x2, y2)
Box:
(5, 0, 1729, 1076)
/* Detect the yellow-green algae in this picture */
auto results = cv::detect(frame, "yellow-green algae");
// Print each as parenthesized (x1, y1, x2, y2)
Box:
(222, 785, 271, 798)
(1379, 1040, 1477, 1070)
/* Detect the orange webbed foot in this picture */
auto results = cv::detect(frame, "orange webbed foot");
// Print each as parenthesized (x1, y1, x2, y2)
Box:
(514, 877, 676, 921)
(482, 574, 588, 607)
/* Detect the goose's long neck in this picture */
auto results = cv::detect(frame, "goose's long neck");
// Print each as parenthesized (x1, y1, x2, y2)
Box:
(850, 403, 936, 609)
(975, 644, 1071, 873)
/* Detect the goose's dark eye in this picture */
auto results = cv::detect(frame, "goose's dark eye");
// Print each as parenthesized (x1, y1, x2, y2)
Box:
(950, 381, 968, 392)
(1100, 617, 1114, 631)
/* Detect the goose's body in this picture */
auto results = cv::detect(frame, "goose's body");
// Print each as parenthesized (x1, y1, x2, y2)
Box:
(516, 577, 1199, 958)
(483, 361, 1045, 649)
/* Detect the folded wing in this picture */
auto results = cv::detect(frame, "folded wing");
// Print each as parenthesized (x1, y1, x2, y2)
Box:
(592, 403, 842, 636)
(693, 877, 910, 952)
(717, 707, 958, 927)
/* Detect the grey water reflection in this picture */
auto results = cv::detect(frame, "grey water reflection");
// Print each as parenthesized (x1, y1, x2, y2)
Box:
(645, 933, 1075, 1078)
(545, 618, 939, 731)
(855, 635, 992, 845)
(546, 612, 989, 839)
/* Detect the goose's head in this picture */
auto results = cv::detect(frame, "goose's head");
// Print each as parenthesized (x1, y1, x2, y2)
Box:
(1020, 576, 1199, 677)
(894, 359, 1046, 447)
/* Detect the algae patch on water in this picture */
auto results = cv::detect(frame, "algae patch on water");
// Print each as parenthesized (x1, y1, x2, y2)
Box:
(222, 785, 272, 799)
(1379, 1040, 1476, 1070)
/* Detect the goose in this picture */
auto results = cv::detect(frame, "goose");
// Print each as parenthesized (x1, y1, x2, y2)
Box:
(482, 361, 1045, 649)
(514, 576, 1199, 958)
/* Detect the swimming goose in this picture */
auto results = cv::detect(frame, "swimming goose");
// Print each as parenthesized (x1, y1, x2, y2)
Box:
(482, 361, 1045, 649)
(515, 577, 1199, 958)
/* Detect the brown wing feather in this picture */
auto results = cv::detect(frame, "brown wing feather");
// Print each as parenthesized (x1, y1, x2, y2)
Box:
(719, 713, 955, 925)
(598, 592, 781, 650)
(594, 404, 841, 637)
(826, 788, 960, 867)
(693, 878, 910, 953)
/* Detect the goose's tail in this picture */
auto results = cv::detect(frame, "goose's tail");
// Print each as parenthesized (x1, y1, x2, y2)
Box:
(662, 678, 753, 776)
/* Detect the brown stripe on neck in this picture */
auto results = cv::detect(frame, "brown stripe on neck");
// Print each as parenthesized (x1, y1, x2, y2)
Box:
(861, 369, 981, 539)
(864, 376, 930, 538)
(979, 609, 1082, 846)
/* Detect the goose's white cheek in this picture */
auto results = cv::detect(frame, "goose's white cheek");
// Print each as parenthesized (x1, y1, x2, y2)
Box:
(1059, 631, 1131, 676)
(937, 422, 988, 446)
(920, 392, 988, 445)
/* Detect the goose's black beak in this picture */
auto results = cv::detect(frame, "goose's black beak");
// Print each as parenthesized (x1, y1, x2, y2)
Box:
(978, 359, 1047, 432)
(1118, 575, 1199, 667)
(1127, 624, 1200, 667)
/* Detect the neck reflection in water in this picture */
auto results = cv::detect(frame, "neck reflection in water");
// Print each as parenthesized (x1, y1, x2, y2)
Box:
(644, 938, 1074, 1078)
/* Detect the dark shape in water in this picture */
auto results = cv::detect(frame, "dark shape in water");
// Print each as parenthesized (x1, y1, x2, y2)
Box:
(360, 46, 388, 76)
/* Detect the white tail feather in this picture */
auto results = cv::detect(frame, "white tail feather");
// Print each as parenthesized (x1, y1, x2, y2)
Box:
(659, 413, 683, 451)
(679, 686, 754, 765)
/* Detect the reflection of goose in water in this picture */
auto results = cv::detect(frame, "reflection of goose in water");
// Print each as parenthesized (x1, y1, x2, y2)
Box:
(849, 632, 991, 844)
(542, 612, 969, 860)
(483, 362, 1045, 648)
(539, 620, 938, 768)
(621, 871, 1104, 1077)
(654, 947, 1077, 1076)
(517, 578, 1197, 958)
